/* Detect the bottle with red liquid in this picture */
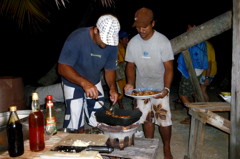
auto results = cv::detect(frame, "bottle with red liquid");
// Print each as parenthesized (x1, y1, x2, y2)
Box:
(28, 92, 45, 152)
(7, 106, 24, 157)
(45, 95, 57, 135)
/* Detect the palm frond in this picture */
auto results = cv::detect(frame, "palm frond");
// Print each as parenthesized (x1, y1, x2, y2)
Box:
(0, 0, 50, 32)
(55, 0, 69, 9)
(55, 0, 114, 8)
(100, 0, 115, 7)
(0, 0, 116, 33)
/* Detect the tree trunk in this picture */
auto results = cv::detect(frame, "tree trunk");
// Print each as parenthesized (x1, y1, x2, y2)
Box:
(171, 10, 232, 55)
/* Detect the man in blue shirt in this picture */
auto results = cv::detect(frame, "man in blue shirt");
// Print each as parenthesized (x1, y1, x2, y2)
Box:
(177, 23, 208, 124)
(58, 14, 120, 132)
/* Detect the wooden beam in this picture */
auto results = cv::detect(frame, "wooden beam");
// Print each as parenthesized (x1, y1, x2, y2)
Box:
(231, 0, 240, 158)
(192, 106, 230, 112)
(186, 102, 231, 111)
(182, 50, 205, 102)
(171, 10, 232, 55)
(189, 109, 230, 134)
(206, 111, 230, 133)
(188, 116, 205, 159)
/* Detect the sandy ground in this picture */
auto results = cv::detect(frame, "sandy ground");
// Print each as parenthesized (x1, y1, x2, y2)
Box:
(54, 85, 229, 159)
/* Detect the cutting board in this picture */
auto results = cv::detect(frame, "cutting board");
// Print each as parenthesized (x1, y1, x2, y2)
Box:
(40, 134, 109, 159)
(53, 133, 109, 147)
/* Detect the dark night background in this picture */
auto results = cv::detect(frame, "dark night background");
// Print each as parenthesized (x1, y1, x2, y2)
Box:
(0, 0, 233, 91)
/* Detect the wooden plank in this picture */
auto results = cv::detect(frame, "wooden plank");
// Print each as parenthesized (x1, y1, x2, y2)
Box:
(184, 156, 190, 159)
(182, 50, 205, 102)
(188, 117, 205, 159)
(192, 106, 230, 112)
(206, 111, 230, 133)
(231, 0, 240, 158)
(189, 110, 208, 124)
(188, 117, 198, 159)
(190, 109, 230, 133)
(185, 102, 230, 112)
(195, 121, 205, 159)
(186, 102, 230, 107)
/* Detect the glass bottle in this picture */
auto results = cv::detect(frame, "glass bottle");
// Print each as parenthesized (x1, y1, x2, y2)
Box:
(7, 106, 24, 157)
(28, 92, 45, 152)
(45, 95, 57, 135)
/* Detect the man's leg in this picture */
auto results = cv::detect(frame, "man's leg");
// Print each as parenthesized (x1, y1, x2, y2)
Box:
(159, 125, 173, 159)
(179, 75, 195, 124)
(179, 95, 192, 124)
(151, 95, 173, 159)
(179, 95, 191, 104)
(200, 84, 209, 102)
(143, 121, 155, 138)
(62, 84, 85, 131)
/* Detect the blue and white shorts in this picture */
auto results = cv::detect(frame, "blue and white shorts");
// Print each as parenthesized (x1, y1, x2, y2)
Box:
(62, 81, 104, 130)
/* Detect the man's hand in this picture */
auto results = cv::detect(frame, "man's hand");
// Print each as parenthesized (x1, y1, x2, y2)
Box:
(154, 88, 169, 99)
(124, 84, 134, 93)
(83, 81, 98, 99)
(109, 89, 118, 104)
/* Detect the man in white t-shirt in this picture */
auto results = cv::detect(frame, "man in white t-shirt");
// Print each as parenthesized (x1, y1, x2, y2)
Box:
(124, 7, 174, 159)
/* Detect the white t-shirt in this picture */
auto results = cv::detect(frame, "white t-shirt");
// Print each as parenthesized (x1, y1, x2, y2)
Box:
(125, 30, 174, 89)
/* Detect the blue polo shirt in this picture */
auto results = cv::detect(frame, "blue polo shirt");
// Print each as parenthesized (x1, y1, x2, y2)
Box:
(58, 27, 118, 88)
(177, 41, 208, 79)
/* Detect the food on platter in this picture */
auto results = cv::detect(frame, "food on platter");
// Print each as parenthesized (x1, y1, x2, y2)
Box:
(130, 90, 161, 96)
(125, 88, 162, 99)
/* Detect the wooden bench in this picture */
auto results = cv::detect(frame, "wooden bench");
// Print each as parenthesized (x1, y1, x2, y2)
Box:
(184, 102, 230, 159)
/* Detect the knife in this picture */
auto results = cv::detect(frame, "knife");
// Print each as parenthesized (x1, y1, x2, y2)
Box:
(50, 145, 114, 153)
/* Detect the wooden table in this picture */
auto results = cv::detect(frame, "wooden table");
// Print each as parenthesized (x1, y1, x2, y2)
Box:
(0, 132, 161, 159)
(184, 102, 230, 159)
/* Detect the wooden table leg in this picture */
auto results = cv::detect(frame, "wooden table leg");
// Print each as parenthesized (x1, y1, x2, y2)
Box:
(187, 112, 206, 159)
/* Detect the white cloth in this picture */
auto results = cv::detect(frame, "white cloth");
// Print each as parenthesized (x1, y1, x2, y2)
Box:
(35, 83, 64, 105)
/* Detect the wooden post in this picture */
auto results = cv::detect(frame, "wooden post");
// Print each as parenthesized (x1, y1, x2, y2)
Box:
(181, 49, 205, 159)
(230, 0, 240, 158)
(182, 50, 205, 102)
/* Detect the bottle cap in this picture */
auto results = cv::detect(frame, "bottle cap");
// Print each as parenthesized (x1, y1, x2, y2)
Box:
(9, 106, 17, 111)
(46, 95, 53, 99)
(32, 92, 39, 100)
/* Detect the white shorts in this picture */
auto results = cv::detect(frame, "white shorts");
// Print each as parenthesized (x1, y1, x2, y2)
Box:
(136, 95, 172, 127)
